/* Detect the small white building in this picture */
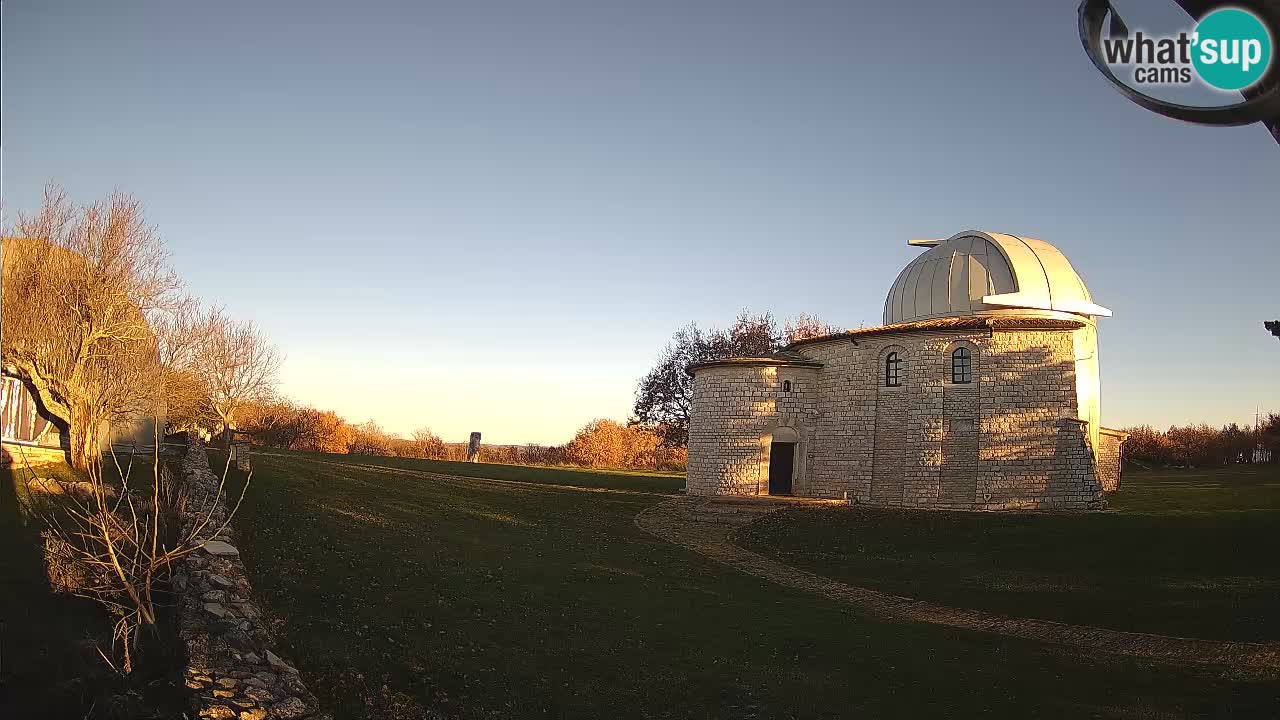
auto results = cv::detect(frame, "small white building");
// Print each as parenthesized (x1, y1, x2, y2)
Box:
(686, 231, 1127, 510)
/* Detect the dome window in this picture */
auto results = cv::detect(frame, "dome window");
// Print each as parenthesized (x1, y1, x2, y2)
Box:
(885, 352, 902, 387)
(952, 347, 973, 384)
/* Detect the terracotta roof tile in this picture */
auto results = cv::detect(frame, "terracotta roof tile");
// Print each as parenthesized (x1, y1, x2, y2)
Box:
(686, 351, 823, 375)
(785, 315, 1086, 349)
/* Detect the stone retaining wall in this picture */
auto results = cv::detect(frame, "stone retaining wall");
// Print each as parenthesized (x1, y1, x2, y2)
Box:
(174, 438, 326, 720)
(1, 441, 68, 466)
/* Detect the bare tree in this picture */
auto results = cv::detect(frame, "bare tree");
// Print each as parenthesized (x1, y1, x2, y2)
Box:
(193, 310, 282, 436)
(784, 312, 842, 343)
(152, 297, 217, 431)
(633, 311, 837, 446)
(2, 185, 180, 470)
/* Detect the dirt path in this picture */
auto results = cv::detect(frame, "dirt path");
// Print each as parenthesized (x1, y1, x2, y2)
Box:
(635, 495, 1280, 671)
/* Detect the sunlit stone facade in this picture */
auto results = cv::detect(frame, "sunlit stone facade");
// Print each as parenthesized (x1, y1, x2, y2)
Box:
(686, 231, 1125, 510)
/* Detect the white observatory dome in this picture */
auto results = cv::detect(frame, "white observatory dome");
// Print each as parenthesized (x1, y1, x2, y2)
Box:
(883, 231, 1110, 326)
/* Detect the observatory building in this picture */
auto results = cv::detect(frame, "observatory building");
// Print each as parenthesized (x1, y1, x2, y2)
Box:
(686, 230, 1127, 510)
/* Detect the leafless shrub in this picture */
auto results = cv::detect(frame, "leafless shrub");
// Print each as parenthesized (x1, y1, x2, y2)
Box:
(28, 444, 250, 674)
(783, 312, 842, 343)
(42, 529, 91, 594)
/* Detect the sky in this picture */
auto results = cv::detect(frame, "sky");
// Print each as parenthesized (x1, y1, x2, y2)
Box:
(3, 0, 1277, 445)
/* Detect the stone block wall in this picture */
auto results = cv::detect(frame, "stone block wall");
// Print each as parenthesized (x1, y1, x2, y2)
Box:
(687, 364, 820, 495)
(975, 330, 1099, 510)
(1, 441, 67, 467)
(1097, 428, 1127, 492)
(175, 438, 326, 720)
(870, 385, 908, 504)
(939, 386, 979, 506)
(688, 326, 1107, 510)
(800, 330, 997, 506)
(687, 365, 774, 495)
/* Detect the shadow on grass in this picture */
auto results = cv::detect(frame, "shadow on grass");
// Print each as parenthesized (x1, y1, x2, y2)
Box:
(0, 460, 187, 719)
(741, 464, 1280, 642)
(0, 462, 108, 717)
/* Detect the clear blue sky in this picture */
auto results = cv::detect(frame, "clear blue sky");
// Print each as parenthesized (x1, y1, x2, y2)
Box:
(3, 0, 1277, 444)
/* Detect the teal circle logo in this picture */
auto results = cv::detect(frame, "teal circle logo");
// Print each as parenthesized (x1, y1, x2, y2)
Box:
(1191, 8, 1273, 90)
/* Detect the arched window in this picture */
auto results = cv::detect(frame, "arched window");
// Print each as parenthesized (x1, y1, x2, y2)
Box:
(885, 352, 901, 387)
(781, 380, 793, 393)
(952, 347, 973, 384)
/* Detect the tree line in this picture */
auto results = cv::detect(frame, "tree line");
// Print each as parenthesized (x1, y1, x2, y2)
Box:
(1121, 416, 1280, 468)
(238, 398, 688, 472)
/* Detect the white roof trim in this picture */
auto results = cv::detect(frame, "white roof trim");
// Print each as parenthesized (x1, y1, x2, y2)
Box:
(982, 292, 1112, 317)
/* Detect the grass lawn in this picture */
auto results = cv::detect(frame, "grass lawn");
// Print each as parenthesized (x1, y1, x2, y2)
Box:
(219, 450, 1277, 719)
(741, 465, 1280, 643)
(273, 449, 686, 494)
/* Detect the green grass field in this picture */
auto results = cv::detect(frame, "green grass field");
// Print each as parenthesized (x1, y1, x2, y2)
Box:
(215, 451, 1279, 719)
(741, 465, 1280, 643)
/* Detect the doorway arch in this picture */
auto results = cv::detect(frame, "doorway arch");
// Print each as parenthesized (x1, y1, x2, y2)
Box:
(768, 426, 800, 496)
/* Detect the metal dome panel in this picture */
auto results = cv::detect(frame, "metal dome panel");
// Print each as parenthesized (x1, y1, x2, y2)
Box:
(883, 231, 1111, 325)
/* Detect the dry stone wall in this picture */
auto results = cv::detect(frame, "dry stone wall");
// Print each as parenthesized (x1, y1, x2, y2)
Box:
(175, 438, 326, 720)
(688, 326, 1107, 510)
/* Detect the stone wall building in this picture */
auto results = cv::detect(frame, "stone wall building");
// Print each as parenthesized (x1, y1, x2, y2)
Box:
(687, 230, 1127, 510)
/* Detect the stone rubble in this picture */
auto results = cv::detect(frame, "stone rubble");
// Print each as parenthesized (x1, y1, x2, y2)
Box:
(175, 437, 328, 720)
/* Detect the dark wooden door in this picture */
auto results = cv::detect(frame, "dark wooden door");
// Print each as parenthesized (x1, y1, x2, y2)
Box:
(768, 442, 794, 495)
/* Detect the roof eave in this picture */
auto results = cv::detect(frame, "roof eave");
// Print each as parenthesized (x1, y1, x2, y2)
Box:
(686, 357, 824, 376)
(783, 315, 1088, 351)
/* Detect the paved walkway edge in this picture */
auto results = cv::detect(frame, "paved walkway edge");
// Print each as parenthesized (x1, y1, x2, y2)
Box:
(635, 496, 1280, 671)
